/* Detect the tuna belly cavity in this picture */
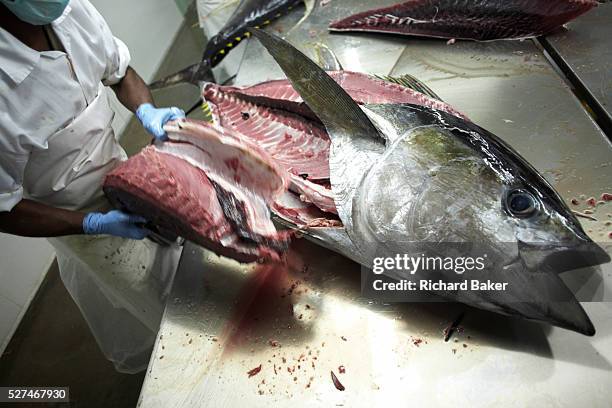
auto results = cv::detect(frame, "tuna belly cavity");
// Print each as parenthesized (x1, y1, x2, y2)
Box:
(207, 91, 331, 180)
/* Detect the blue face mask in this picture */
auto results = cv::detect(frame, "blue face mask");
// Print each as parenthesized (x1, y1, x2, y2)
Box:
(1, 0, 69, 26)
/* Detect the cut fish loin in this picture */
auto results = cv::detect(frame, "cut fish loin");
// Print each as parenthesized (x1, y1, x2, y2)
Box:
(329, 0, 597, 41)
(104, 119, 291, 262)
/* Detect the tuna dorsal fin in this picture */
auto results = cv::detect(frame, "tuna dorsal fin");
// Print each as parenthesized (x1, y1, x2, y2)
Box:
(375, 74, 441, 101)
(250, 28, 379, 140)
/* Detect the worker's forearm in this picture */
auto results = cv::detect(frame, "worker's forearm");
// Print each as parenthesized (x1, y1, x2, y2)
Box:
(0, 199, 85, 237)
(111, 66, 154, 113)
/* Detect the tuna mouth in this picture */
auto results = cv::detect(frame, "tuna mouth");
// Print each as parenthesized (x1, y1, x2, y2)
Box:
(519, 238, 611, 274)
(540, 242, 611, 273)
(328, 0, 598, 41)
(506, 238, 609, 335)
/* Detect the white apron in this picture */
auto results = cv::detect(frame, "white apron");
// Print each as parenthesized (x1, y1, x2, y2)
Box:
(24, 84, 182, 373)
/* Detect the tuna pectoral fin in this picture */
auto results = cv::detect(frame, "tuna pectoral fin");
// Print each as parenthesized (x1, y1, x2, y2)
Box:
(361, 103, 439, 144)
(249, 28, 379, 140)
(149, 62, 216, 90)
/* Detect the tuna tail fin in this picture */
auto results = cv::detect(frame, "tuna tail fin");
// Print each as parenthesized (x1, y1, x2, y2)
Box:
(376, 74, 441, 101)
(249, 28, 379, 140)
(149, 61, 216, 90)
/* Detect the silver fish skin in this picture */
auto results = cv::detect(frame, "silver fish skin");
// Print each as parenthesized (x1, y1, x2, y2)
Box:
(250, 28, 610, 335)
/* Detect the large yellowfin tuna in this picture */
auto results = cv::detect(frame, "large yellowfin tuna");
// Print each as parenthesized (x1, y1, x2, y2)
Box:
(247, 28, 610, 336)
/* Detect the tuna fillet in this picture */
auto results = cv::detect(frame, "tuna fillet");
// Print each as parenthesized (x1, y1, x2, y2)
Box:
(104, 120, 290, 262)
(203, 71, 466, 217)
(329, 0, 598, 41)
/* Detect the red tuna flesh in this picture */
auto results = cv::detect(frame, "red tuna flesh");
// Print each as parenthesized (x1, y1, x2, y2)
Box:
(289, 175, 337, 215)
(104, 119, 290, 262)
(203, 71, 466, 218)
(204, 84, 331, 181)
(226, 71, 466, 116)
(329, 0, 597, 41)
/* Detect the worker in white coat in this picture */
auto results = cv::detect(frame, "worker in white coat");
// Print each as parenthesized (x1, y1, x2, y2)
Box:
(0, 0, 186, 372)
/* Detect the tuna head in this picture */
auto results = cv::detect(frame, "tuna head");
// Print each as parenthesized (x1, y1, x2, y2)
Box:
(250, 29, 610, 335)
(358, 103, 609, 270)
(357, 104, 610, 335)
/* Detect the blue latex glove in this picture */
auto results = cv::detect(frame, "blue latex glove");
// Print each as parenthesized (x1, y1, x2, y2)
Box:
(136, 103, 185, 141)
(83, 210, 150, 240)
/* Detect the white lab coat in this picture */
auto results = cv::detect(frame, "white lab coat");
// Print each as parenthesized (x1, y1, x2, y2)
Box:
(0, 0, 181, 373)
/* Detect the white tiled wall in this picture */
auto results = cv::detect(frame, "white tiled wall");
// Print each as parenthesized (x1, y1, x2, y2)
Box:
(0, 0, 184, 355)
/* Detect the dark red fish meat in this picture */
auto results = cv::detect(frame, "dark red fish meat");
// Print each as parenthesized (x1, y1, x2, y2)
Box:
(104, 120, 290, 263)
(202, 71, 466, 217)
(329, 0, 598, 41)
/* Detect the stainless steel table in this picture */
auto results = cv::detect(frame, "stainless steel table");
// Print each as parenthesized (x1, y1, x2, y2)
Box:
(138, 2, 612, 406)
(540, 3, 612, 136)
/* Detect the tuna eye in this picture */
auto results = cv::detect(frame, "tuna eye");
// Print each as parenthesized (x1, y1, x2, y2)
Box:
(506, 190, 538, 218)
